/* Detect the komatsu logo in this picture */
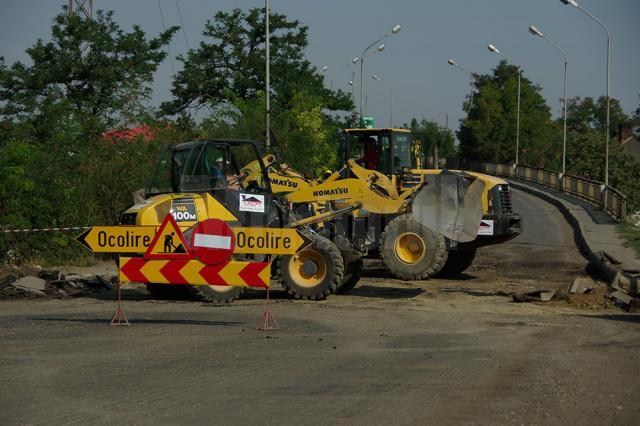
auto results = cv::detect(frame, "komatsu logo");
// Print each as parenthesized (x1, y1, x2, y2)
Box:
(312, 187, 349, 197)
(269, 178, 299, 188)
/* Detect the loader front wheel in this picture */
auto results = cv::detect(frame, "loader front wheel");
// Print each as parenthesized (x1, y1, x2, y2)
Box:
(437, 248, 477, 278)
(336, 258, 364, 294)
(191, 285, 245, 304)
(333, 235, 364, 294)
(280, 234, 343, 300)
(380, 214, 448, 280)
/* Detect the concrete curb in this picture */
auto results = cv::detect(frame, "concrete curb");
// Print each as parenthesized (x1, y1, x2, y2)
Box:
(508, 179, 638, 299)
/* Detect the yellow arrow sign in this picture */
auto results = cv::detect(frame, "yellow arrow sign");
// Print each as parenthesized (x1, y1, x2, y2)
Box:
(78, 225, 312, 255)
(76, 226, 157, 253)
(233, 227, 313, 255)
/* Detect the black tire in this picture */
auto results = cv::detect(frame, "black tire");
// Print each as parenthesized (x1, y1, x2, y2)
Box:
(190, 285, 245, 304)
(332, 235, 364, 294)
(380, 214, 448, 280)
(279, 233, 344, 300)
(146, 284, 191, 299)
(336, 258, 364, 294)
(437, 248, 477, 278)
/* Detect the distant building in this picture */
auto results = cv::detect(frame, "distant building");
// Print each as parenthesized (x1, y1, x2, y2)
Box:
(619, 125, 640, 161)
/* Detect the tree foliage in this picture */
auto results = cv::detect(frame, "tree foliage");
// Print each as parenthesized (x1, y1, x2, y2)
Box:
(162, 7, 351, 116)
(0, 8, 184, 263)
(410, 118, 457, 160)
(457, 61, 560, 168)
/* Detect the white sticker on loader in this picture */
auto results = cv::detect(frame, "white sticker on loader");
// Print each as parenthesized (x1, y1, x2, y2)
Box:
(478, 219, 494, 236)
(239, 193, 265, 213)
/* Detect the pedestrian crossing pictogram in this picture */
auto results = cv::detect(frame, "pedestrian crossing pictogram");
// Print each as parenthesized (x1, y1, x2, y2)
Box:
(144, 214, 193, 260)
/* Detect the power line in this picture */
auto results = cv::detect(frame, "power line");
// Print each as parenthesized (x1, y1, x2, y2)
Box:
(174, 0, 190, 51)
(156, 0, 176, 78)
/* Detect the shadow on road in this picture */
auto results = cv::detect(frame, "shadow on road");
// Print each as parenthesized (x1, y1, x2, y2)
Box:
(577, 314, 640, 324)
(31, 317, 244, 327)
(347, 285, 425, 299)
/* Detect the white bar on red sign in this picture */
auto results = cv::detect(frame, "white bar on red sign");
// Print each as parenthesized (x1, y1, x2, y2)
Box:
(193, 234, 232, 249)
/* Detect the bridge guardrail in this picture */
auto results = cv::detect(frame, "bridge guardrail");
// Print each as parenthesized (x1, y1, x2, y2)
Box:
(468, 161, 627, 222)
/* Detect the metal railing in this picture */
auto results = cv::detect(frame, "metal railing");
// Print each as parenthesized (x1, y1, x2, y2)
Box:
(467, 162, 627, 222)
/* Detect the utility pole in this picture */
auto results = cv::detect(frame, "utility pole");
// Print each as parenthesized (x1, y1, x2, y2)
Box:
(265, 0, 270, 148)
(68, 0, 93, 19)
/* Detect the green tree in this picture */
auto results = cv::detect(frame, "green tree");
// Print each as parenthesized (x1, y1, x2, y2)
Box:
(566, 96, 629, 139)
(0, 8, 180, 263)
(410, 118, 457, 159)
(457, 61, 560, 168)
(161, 7, 351, 117)
(0, 9, 177, 142)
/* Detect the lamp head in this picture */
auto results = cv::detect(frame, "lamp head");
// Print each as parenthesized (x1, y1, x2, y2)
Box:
(560, 0, 578, 6)
(488, 44, 500, 54)
(392, 25, 402, 34)
(377, 44, 386, 52)
(447, 59, 457, 66)
(528, 25, 543, 37)
(322, 65, 328, 71)
(372, 74, 380, 81)
(348, 81, 354, 86)
(352, 57, 360, 64)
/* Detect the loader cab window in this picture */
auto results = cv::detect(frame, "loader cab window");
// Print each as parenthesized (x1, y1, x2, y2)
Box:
(377, 134, 391, 175)
(392, 133, 412, 173)
(146, 144, 192, 196)
(177, 142, 270, 194)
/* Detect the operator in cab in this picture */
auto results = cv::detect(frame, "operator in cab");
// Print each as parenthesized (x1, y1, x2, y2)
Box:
(357, 137, 379, 170)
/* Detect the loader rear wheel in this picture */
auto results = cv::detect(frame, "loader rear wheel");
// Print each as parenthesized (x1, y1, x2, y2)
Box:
(279, 234, 343, 300)
(437, 248, 477, 278)
(380, 214, 448, 280)
(191, 285, 245, 304)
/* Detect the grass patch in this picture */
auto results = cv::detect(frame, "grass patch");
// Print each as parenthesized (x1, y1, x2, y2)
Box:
(616, 222, 640, 259)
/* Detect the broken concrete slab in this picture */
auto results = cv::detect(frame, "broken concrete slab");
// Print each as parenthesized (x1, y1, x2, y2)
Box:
(13, 276, 46, 292)
(512, 290, 556, 303)
(600, 250, 622, 265)
(38, 270, 61, 281)
(609, 290, 634, 307)
(569, 277, 596, 294)
(539, 291, 556, 302)
(0, 274, 18, 290)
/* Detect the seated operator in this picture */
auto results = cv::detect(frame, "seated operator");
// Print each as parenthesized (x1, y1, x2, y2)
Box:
(357, 137, 379, 170)
(210, 157, 226, 188)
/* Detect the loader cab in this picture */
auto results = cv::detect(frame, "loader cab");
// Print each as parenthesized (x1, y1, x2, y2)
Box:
(146, 140, 276, 226)
(340, 128, 414, 176)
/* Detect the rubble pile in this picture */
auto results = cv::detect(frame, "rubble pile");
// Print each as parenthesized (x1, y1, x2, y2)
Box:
(0, 268, 115, 299)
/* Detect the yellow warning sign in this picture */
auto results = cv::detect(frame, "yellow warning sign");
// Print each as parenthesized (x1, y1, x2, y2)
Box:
(76, 226, 156, 253)
(144, 214, 193, 260)
(233, 227, 313, 255)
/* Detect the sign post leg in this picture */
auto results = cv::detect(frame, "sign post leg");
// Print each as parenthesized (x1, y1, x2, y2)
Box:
(110, 280, 130, 326)
(255, 287, 278, 331)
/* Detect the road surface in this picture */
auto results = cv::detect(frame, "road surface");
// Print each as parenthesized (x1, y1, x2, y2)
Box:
(1, 188, 638, 425)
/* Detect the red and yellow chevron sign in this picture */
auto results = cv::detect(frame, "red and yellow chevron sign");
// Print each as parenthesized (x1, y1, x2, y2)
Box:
(119, 257, 270, 288)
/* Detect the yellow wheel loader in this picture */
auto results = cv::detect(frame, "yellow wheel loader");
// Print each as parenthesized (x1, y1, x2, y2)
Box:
(120, 139, 345, 303)
(333, 127, 522, 279)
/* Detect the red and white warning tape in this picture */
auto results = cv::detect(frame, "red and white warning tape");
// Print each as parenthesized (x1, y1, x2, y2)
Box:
(1, 226, 91, 234)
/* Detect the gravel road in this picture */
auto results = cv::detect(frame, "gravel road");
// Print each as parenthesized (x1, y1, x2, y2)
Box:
(1, 189, 638, 425)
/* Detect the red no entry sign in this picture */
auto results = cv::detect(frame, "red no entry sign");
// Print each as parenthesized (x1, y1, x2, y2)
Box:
(189, 219, 235, 265)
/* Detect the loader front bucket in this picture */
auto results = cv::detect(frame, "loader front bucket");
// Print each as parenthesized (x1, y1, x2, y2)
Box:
(410, 172, 485, 243)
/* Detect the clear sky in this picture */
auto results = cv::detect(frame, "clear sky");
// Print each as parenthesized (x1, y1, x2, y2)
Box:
(1, 0, 639, 131)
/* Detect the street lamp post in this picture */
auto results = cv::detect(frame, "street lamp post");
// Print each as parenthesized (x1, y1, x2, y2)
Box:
(359, 25, 401, 121)
(372, 74, 393, 127)
(559, 0, 611, 209)
(488, 44, 521, 166)
(528, 25, 568, 190)
(265, 0, 270, 148)
(447, 59, 475, 111)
